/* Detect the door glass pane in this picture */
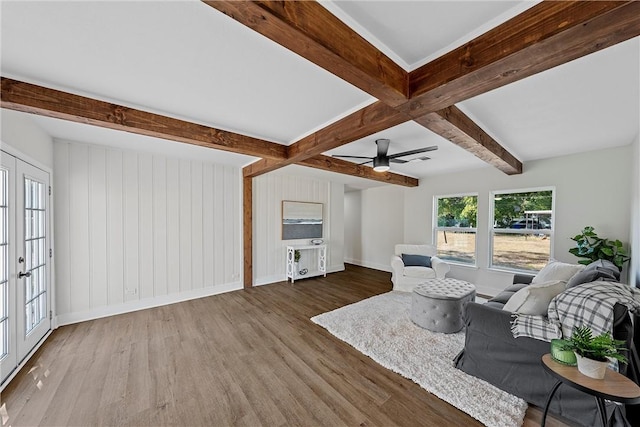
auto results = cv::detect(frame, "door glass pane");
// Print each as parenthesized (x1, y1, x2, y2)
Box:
(0, 169, 8, 358)
(0, 208, 5, 245)
(24, 178, 46, 335)
(31, 181, 37, 209)
(39, 210, 45, 236)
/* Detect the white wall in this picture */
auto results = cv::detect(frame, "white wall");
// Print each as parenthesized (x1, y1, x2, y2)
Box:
(344, 185, 405, 272)
(403, 145, 633, 294)
(1, 110, 53, 169)
(630, 134, 640, 288)
(53, 140, 242, 325)
(253, 173, 344, 285)
(344, 191, 362, 265)
(342, 145, 634, 296)
(329, 181, 345, 268)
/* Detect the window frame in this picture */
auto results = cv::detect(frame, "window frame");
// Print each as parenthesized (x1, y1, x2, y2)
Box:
(433, 193, 478, 266)
(489, 186, 556, 273)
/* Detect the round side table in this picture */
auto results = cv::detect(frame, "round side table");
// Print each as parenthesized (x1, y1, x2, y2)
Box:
(541, 353, 640, 427)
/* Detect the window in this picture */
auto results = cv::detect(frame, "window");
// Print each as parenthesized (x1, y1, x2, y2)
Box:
(491, 189, 554, 272)
(434, 195, 477, 264)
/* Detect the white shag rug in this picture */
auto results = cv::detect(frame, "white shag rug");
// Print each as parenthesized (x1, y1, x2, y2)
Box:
(311, 291, 527, 427)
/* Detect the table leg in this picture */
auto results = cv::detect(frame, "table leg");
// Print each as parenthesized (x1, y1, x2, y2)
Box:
(595, 397, 608, 427)
(541, 380, 562, 427)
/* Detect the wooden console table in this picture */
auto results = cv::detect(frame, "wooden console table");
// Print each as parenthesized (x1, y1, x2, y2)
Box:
(541, 353, 640, 427)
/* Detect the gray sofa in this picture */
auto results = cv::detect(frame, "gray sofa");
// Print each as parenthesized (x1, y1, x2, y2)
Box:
(454, 274, 640, 427)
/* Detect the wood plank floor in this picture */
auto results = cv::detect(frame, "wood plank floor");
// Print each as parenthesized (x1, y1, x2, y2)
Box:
(0, 264, 567, 426)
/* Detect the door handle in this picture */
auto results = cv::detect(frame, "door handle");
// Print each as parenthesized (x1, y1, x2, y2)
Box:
(18, 271, 31, 279)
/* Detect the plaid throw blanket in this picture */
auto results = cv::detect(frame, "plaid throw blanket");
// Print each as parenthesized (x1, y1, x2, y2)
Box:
(511, 281, 640, 342)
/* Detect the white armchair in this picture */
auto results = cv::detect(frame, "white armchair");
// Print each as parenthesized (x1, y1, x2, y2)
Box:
(390, 244, 450, 292)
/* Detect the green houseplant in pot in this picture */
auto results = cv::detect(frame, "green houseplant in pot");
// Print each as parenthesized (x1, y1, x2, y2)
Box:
(294, 250, 301, 276)
(561, 326, 627, 379)
(569, 226, 630, 271)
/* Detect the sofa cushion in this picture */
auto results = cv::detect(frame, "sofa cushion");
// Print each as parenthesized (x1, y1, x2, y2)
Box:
(503, 279, 566, 315)
(513, 273, 534, 285)
(532, 260, 584, 284)
(488, 283, 529, 305)
(483, 301, 508, 309)
(566, 268, 618, 289)
(402, 253, 432, 267)
(404, 266, 436, 279)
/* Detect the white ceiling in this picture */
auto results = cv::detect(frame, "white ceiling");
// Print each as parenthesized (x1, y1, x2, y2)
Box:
(1, 1, 638, 189)
(325, 1, 532, 70)
(0, 0, 373, 144)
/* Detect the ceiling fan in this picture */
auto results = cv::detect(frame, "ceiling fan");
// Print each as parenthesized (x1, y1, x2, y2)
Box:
(332, 139, 438, 172)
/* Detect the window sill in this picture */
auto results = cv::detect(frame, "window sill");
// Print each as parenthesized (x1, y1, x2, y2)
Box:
(488, 266, 538, 276)
(444, 261, 478, 270)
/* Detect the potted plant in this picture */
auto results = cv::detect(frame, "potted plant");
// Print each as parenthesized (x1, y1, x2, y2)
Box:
(294, 250, 301, 275)
(569, 226, 630, 271)
(560, 326, 627, 379)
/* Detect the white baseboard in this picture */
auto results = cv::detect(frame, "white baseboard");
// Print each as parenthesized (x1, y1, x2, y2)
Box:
(254, 264, 345, 287)
(344, 258, 392, 273)
(254, 274, 285, 287)
(55, 281, 242, 326)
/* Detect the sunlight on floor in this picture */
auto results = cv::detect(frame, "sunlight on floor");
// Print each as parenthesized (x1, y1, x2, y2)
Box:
(1, 402, 8, 425)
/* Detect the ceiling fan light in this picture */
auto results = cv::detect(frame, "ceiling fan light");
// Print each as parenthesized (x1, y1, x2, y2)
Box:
(373, 156, 390, 172)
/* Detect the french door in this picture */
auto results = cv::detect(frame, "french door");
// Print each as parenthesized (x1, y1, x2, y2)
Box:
(0, 151, 51, 384)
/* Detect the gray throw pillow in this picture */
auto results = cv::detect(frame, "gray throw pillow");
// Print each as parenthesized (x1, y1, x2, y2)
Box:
(566, 268, 618, 288)
(583, 259, 620, 280)
(488, 283, 530, 304)
(401, 253, 432, 268)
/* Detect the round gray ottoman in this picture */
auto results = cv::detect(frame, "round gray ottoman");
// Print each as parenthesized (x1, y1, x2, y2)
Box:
(410, 278, 476, 333)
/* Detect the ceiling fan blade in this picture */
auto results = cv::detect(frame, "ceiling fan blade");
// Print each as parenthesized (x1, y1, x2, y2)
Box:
(376, 139, 390, 157)
(358, 160, 373, 166)
(331, 155, 374, 160)
(387, 145, 438, 159)
(390, 156, 431, 164)
(413, 156, 431, 162)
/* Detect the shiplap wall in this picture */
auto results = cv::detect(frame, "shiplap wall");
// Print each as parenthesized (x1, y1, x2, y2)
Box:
(253, 173, 344, 285)
(53, 141, 242, 325)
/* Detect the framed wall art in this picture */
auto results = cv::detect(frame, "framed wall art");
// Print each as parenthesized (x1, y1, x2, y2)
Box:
(282, 201, 323, 240)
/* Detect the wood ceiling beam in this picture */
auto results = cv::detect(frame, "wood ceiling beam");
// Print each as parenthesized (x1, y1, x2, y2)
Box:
(297, 155, 419, 187)
(287, 102, 410, 162)
(406, 1, 640, 116)
(205, 0, 408, 107)
(1, 77, 288, 161)
(414, 106, 521, 175)
(244, 101, 411, 178)
(205, 1, 524, 177)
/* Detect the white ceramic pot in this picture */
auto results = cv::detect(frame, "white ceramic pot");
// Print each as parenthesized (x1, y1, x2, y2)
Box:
(575, 353, 608, 379)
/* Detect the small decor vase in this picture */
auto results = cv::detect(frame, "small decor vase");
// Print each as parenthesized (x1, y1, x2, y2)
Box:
(550, 339, 577, 366)
(575, 353, 608, 379)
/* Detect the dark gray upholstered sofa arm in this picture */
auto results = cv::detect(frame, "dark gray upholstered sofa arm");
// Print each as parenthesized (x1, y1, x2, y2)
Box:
(455, 301, 636, 426)
(459, 302, 547, 351)
(455, 302, 551, 404)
